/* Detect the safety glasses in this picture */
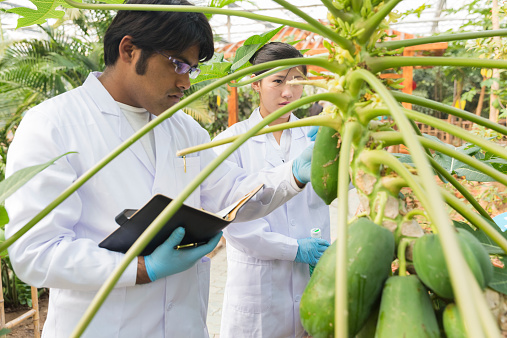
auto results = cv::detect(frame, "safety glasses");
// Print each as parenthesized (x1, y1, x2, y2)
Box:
(156, 51, 201, 79)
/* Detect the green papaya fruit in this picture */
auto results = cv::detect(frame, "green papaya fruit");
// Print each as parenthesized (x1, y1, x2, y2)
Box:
(443, 303, 467, 338)
(458, 230, 493, 286)
(311, 126, 340, 205)
(374, 275, 440, 338)
(355, 305, 379, 338)
(413, 228, 492, 299)
(300, 217, 395, 337)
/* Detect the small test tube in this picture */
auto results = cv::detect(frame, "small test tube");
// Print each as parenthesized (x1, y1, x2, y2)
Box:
(309, 228, 321, 276)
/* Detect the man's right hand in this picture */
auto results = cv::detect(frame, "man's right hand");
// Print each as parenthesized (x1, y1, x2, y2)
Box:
(142, 227, 222, 282)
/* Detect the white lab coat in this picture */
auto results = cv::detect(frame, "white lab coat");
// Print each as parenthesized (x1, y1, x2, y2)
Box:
(5, 73, 301, 338)
(213, 109, 331, 338)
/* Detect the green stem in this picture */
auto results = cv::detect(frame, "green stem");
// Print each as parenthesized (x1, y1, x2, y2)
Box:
(320, 0, 345, 20)
(374, 191, 388, 225)
(335, 121, 362, 338)
(0, 57, 339, 254)
(62, 0, 320, 36)
(368, 107, 507, 162)
(392, 91, 507, 136)
(228, 66, 293, 87)
(71, 62, 320, 337)
(357, 0, 403, 45)
(377, 29, 507, 50)
(427, 156, 494, 222)
(270, 0, 355, 53)
(397, 238, 411, 277)
(367, 56, 507, 73)
(372, 131, 507, 186)
(404, 209, 427, 221)
(440, 188, 507, 254)
(349, 68, 485, 336)
(351, 0, 363, 14)
(405, 118, 447, 183)
(176, 104, 342, 156)
(404, 108, 507, 160)
(360, 150, 489, 337)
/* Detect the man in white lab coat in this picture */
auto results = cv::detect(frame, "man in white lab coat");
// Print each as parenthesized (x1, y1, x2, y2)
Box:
(4, 1, 313, 337)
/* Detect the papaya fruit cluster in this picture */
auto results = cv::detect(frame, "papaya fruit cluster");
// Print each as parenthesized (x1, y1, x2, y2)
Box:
(300, 217, 493, 337)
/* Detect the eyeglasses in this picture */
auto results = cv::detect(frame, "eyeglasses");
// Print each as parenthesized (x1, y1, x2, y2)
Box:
(156, 51, 201, 79)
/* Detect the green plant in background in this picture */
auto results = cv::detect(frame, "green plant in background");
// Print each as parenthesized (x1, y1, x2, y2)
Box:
(6, 0, 507, 337)
(0, 153, 73, 308)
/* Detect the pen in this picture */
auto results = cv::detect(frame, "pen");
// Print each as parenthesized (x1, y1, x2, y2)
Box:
(174, 241, 207, 250)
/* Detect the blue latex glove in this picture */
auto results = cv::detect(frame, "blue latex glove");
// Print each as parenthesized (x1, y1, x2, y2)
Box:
(144, 227, 222, 281)
(295, 237, 330, 266)
(307, 126, 320, 141)
(292, 143, 314, 185)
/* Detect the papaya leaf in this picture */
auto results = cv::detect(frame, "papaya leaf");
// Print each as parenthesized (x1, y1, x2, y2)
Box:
(0, 328, 10, 335)
(8, 0, 66, 29)
(453, 220, 505, 255)
(0, 152, 76, 204)
(231, 25, 284, 71)
(287, 39, 303, 45)
(489, 256, 507, 295)
(454, 166, 495, 182)
(191, 62, 232, 84)
(392, 153, 415, 167)
(231, 43, 261, 72)
(0, 206, 9, 227)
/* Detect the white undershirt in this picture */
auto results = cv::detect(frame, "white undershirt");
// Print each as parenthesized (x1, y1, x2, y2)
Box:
(117, 102, 156, 166)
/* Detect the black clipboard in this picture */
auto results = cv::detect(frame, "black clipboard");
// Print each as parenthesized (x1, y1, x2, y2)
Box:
(99, 184, 263, 256)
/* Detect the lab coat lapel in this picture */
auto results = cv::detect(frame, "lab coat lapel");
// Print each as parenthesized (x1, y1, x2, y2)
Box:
(289, 115, 307, 159)
(118, 111, 156, 176)
(248, 109, 281, 168)
(248, 108, 267, 145)
(83, 72, 155, 176)
(152, 121, 176, 196)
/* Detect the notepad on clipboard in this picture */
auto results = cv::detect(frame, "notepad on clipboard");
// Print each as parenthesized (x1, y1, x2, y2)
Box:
(99, 184, 263, 256)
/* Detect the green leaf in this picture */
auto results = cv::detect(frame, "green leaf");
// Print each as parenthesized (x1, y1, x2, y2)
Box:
(231, 25, 284, 71)
(489, 256, 507, 295)
(191, 61, 232, 84)
(0, 206, 9, 227)
(231, 43, 261, 72)
(0, 152, 76, 204)
(454, 166, 495, 182)
(392, 153, 415, 167)
(453, 220, 505, 254)
(8, 0, 66, 29)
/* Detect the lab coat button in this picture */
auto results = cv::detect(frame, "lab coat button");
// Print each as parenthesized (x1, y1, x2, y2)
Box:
(166, 302, 173, 311)
(281, 183, 287, 190)
(295, 295, 301, 302)
(290, 219, 296, 226)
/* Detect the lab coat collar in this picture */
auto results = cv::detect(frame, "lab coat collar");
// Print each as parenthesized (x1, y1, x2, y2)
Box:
(248, 107, 305, 143)
(82, 72, 156, 176)
(83, 72, 122, 117)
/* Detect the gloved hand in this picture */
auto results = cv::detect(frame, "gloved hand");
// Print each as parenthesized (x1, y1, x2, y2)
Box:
(144, 227, 222, 281)
(307, 126, 320, 141)
(295, 237, 330, 266)
(292, 143, 314, 185)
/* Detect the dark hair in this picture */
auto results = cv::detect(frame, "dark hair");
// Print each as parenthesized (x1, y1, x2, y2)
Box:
(103, 0, 214, 74)
(249, 42, 307, 76)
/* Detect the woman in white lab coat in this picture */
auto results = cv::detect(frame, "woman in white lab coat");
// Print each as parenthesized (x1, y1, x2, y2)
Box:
(214, 42, 331, 338)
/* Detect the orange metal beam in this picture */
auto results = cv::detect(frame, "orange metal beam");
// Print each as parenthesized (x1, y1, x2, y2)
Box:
(227, 84, 239, 126)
